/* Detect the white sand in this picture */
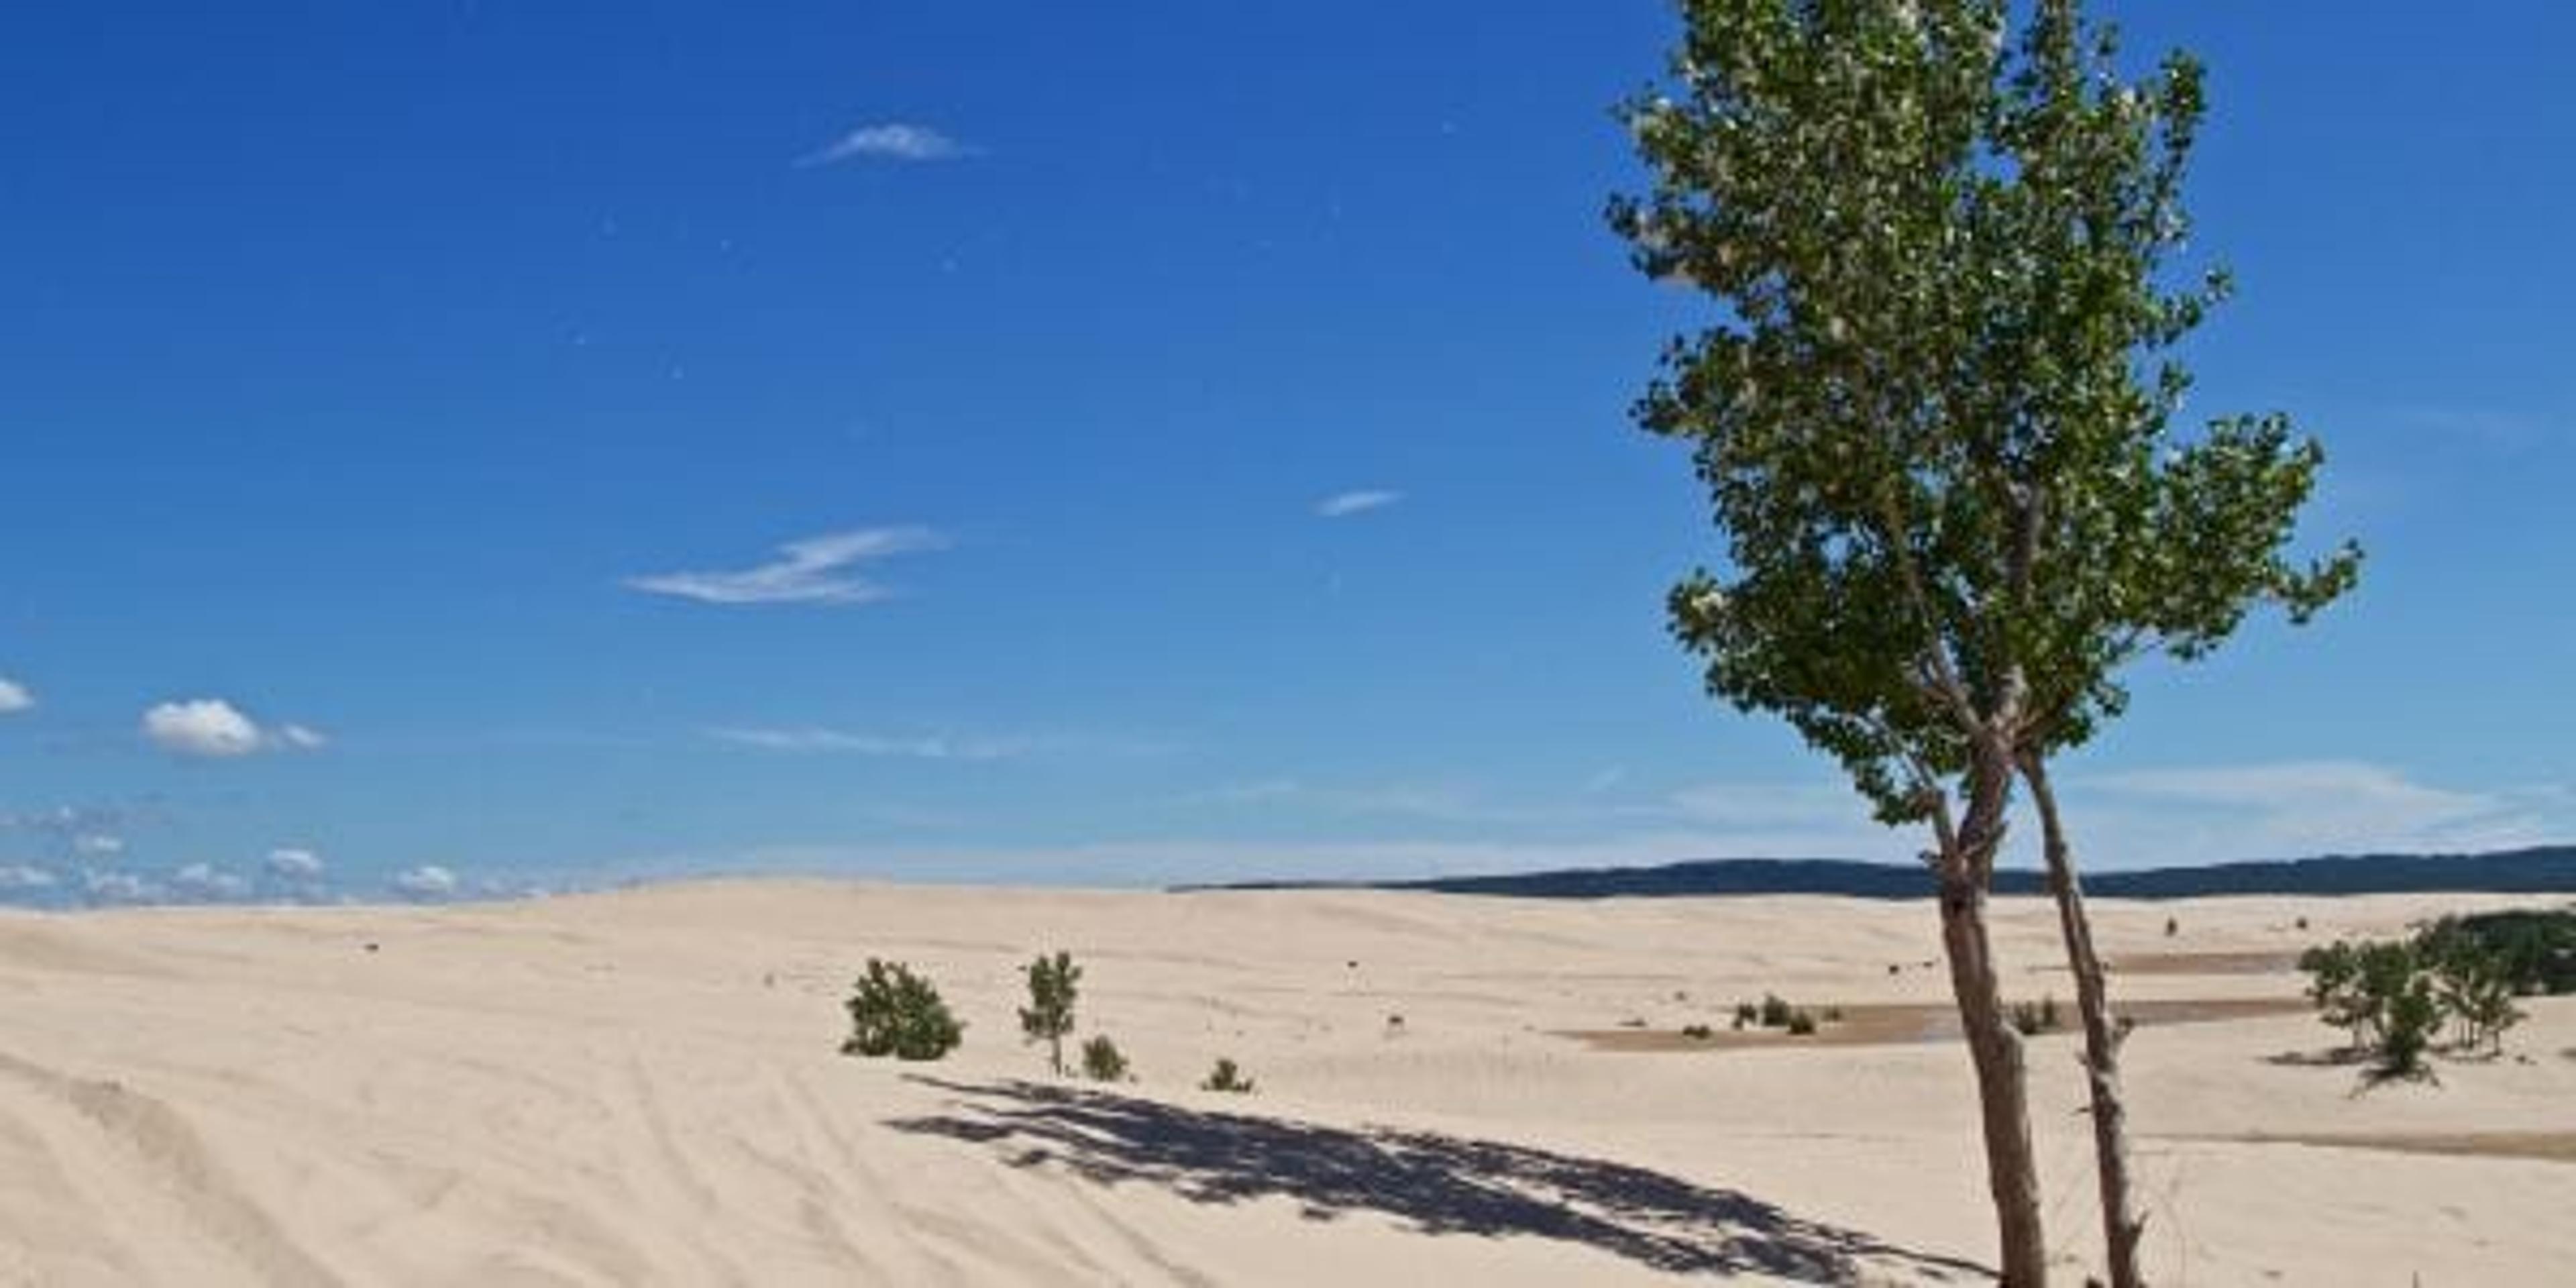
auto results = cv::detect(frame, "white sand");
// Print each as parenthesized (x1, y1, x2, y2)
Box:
(1, 883, 2569, 1285)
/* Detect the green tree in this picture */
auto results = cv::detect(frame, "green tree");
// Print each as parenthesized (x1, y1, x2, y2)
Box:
(2365, 972, 2442, 1085)
(2298, 941, 2374, 1050)
(1019, 951, 1082, 1076)
(842, 959, 963, 1061)
(2416, 920, 2524, 1055)
(1199, 1057, 1255, 1094)
(1611, 2, 2358, 1282)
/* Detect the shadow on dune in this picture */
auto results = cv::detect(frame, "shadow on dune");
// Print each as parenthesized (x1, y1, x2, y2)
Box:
(2261, 1045, 2370, 1068)
(888, 1077, 1990, 1283)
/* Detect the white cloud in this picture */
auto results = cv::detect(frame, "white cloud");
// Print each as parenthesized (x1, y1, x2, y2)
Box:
(72, 833, 123, 858)
(83, 870, 157, 904)
(1315, 489, 1403, 519)
(625, 527, 947, 606)
(265, 847, 325, 879)
(0, 864, 56, 890)
(798, 123, 973, 166)
(710, 727, 1026, 760)
(2066, 760, 2543, 863)
(394, 865, 458, 898)
(170, 862, 249, 901)
(141, 698, 325, 759)
(0, 678, 31, 713)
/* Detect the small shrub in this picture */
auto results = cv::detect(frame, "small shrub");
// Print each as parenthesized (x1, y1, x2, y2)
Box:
(1020, 951, 1083, 1076)
(1784, 1010, 1817, 1036)
(1201, 1057, 1256, 1093)
(1823, 1006, 1845, 1022)
(1681, 1022, 1714, 1040)
(2010, 996, 2062, 1036)
(2164, 916, 2180, 938)
(1759, 994, 1794, 1028)
(1079, 1034, 1131, 1082)
(842, 959, 963, 1061)
(1733, 1001, 1759, 1028)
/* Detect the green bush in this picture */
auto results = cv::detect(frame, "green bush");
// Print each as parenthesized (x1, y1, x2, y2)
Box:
(2010, 996, 2063, 1036)
(842, 959, 963, 1061)
(1681, 1022, 1715, 1040)
(1079, 1034, 1131, 1082)
(1732, 1001, 1758, 1028)
(1758, 994, 1794, 1028)
(1784, 1009, 1817, 1036)
(1200, 1057, 1255, 1093)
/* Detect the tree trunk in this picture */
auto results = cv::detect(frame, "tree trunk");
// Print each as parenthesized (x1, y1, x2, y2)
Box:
(2022, 753, 2147, 1288)
(1939, 865, 2049, 1287)
(1937, 752, 2049, 1287)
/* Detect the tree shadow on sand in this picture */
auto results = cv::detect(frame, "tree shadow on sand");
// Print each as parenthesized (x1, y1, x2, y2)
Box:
(887, 1077, 1990, 1283)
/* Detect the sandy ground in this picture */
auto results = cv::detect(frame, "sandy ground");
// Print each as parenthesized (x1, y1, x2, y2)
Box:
(1, 883, 2570, 1285)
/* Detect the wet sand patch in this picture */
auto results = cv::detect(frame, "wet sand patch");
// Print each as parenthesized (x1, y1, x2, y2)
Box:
(2205, 1132, 2576, 1165)
(1562, 996, 2312, 1053)
(2102, 950, 2302, 977)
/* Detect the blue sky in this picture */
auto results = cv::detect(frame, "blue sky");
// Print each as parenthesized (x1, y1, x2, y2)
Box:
(3, 2, 2571, 903)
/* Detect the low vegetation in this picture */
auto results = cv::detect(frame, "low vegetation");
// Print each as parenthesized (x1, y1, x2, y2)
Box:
(2299, 909, 2573, 1082)
(2010, 996, 2063, 1037)
(1200, 1057, 1255, 1094)
(1731, 993, 1823, 1037)
(1079, 1034, 1130, 1083)
(842, 959, 963, 1061)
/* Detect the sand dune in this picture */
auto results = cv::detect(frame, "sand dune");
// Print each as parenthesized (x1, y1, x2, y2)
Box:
(0, 884, 2569, 1284)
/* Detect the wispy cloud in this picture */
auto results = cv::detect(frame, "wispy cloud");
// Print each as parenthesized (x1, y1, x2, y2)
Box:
(394, 864, 458, 899)
(141, 698, 327, 759)
(625, 527, 946, 606)
(265, 847, 325, 879)
(709, 727, 1028, 761)
(1194, 777, 1483, 820)
(2050, 760, 2567, 865)
(0, 864, 55, 891)
(1315, 489, 1403, 519)
(798, 123, 973, 166)
(170, 861, 250, 902)
(0, 677, 30, 714)
(82, 870, 158, 904)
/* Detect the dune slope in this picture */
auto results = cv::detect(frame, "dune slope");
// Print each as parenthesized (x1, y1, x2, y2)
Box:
(1, 884, 2570, 1285)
